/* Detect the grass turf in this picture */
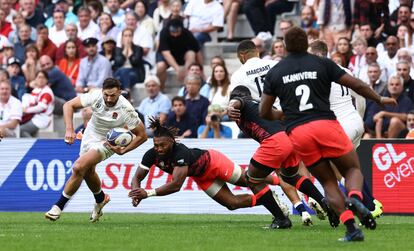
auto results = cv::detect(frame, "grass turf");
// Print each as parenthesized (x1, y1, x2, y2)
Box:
(0, 213, 413, 251)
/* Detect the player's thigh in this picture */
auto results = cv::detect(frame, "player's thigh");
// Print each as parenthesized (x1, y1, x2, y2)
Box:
(338, 114, 364, 148)
(308, 159, 338, 186)
(73, 150, 102, 175)
(208, 149, 242, 185)
(330, 148, 361, 177)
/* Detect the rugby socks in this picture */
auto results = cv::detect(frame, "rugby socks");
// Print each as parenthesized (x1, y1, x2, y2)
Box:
(94, 190, 105, 204)
(295, 177, 325, 206)
(362, 181, 375, 211)
(294, 202, 306, 215)
(56, 192, 72, 210)
(340, 210, 357, 233)
(348, 190, 363, 202)
(254, 186, 287, 219)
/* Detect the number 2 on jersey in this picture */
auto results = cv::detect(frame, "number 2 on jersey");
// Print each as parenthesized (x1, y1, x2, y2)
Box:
(254, 75, 266, 97)
(295, 85, 314, 111)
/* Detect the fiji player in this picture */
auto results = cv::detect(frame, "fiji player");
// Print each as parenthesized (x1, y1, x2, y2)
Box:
(308, 40, 383, 218)
(45, 78, 147, 222)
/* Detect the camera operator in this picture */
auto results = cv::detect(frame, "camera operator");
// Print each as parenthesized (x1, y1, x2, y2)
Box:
(197, 104, 232, 139)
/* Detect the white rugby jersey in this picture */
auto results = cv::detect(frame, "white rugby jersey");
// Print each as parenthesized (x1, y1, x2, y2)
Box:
(80, 90, 141, 137)
(329, 66, 365, 119)
(230, 57, 277, 101)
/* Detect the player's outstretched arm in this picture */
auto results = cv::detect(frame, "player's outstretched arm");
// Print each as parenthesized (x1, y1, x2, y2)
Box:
(227, 99, 242, 121)
(259, 94, 284, 120)
(129, 166, 150, 207)
(338, 74, 398, 107)
(63, 96, 84, 145)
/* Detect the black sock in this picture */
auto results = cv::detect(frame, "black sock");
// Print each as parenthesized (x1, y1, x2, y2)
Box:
(344, 219, 357, 233)
(297, 179, 325, 206)
(257, 190, 286, 219)
(362, 180, 375, 211)
(94, 190, 105, 203)
(55, 194, 70, 210)
(294, 202, 306, 215)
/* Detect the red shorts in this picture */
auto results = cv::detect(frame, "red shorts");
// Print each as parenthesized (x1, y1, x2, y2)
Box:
(252, 131, 300, 169)
(288, 120, 353, 167)
(193, 149, 242, 197)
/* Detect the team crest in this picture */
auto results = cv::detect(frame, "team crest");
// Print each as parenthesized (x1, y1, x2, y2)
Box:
(112, 112, 118, 119)
(96, 103, 101, 108)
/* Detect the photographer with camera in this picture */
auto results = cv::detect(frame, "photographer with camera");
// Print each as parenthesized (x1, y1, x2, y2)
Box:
(197, 104, 232, 139)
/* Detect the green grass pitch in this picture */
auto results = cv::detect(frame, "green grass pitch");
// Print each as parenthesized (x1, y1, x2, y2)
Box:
(1, 213, 413, 251)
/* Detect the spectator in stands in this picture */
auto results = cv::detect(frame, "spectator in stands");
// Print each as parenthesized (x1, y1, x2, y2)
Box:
(277, 19, 294, 40)
(153, 0, 171, 32)
(13, 24, 34, 63)
(348, 37, 367, 79)
(106, 0, 125, 28)
(56, 24, 86, 62)
(271, 39, 286, 62)
(365, 75, 413, 138)
(396, 60, 414, 103)
(137, 75, 171, 136)
(223, 0, 240, 42)
(76, 6, 99, 41)
(159, 0, 184, 31)
(378, 35, 399, 78)
(317, 0, 352, 52)
(300, 5, 318, 32)
(166, 96, 197, 138)
(36, 24, 57, 62)
(353, 0, 389, 40)
(45, 0, 78, 28)
(113, 28, 146, 90)
(76, 37, 112, 93)
(0, 9, 12, 37)
(1, 41, 14, 68)
(48, 8, 67, 47)
(117, 11, 153, 68)
(87, 1, 103, 23)
(184, 74, 209, 128)
(251, 32, 272, 59)
(21, 44, 39, 86)
(367, 62, 387, 95)
(39, 55, 76, 115)
(396, 24, 414, 51)
(359, 46, 388, 84)
(358, 23, 380, 47)
(306, 28, 320, 43)
(198, 104, 232, 139)
(20, 70, 54, 137)
(99, 37, 116, 65)
(184, 0, 224, 48)
(387, 4, 411, 35)
(57, 39, 80, 86)
(397, 48, 414, 78)
(209, 64, 231, 110)
(20, 0, 45, 28)
(0, 80, 22, 137)
(96, 12, 119, 51)
(334, 37, 353, 67)
(330, 51, 346, 67)
(6, 57, 26, 100)
(9, 11, 36, 43)
(401, 110, 414, 138)
(134, 0, 156, 38)
(178, 62, 210, 99)
(1, 0, 16, 23)
(156, 18, 200, 89)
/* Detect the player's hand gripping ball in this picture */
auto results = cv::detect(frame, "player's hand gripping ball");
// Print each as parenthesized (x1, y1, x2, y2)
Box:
(106, 128, 134, 147)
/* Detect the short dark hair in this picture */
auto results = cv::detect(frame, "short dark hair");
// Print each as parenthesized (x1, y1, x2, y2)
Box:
(36, 24, 48, 32)
(237, 40, 257, 54)
(77, 6, 90, 15)
(284, 26, 308, 53)
(37, 70, 49, 81)
(230, 86, 251, 100)
(188, 62, 203, 71)
(308, 40, 328, 57)
(172, 96, 186, 106)
(149, 117, 178, 140)
(102, 78, 121, 89)
(408, 109, 414, 115)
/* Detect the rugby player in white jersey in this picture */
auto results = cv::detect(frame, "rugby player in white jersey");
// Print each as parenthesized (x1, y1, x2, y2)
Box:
(45, 78, 147, 222)
(308, 40, 383, 218)
(229, 40, 317, 225)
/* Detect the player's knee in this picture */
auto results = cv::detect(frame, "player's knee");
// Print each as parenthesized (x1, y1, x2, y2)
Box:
(72, 161, 88, 177)
(280, 167, 300, 185)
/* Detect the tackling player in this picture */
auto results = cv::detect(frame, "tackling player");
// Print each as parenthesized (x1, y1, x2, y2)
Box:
(260, 27, 397, 242)
(129, 117, 291, 229)
(308, 40, 383, 218)
(45, 78, 147, 222)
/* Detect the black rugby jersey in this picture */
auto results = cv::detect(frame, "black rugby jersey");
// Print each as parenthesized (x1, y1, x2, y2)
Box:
(264, 53, 346, 132)
(235, 98, 284, 142)
(141, 143, 210, 177)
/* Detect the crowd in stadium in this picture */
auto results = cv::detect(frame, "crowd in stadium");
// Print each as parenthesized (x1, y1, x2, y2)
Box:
(0, 0, 414, 139)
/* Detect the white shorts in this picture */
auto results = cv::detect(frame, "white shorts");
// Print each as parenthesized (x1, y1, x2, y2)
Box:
(80, 129, 114, 161)
(337, 112, 364, 148)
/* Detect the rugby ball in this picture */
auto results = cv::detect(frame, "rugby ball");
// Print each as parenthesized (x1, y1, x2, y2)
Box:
(106, 128, 134, 147)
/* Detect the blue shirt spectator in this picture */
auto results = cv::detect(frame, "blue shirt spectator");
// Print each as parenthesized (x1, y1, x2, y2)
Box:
(10, 75, 26, 100)
(166, 96, 197, 138)
(197, 124, 232, 138)
(197, 104, 232, 139)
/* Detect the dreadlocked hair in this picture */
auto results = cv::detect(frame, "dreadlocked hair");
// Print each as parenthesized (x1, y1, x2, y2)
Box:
(148, 117, 179, 140)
